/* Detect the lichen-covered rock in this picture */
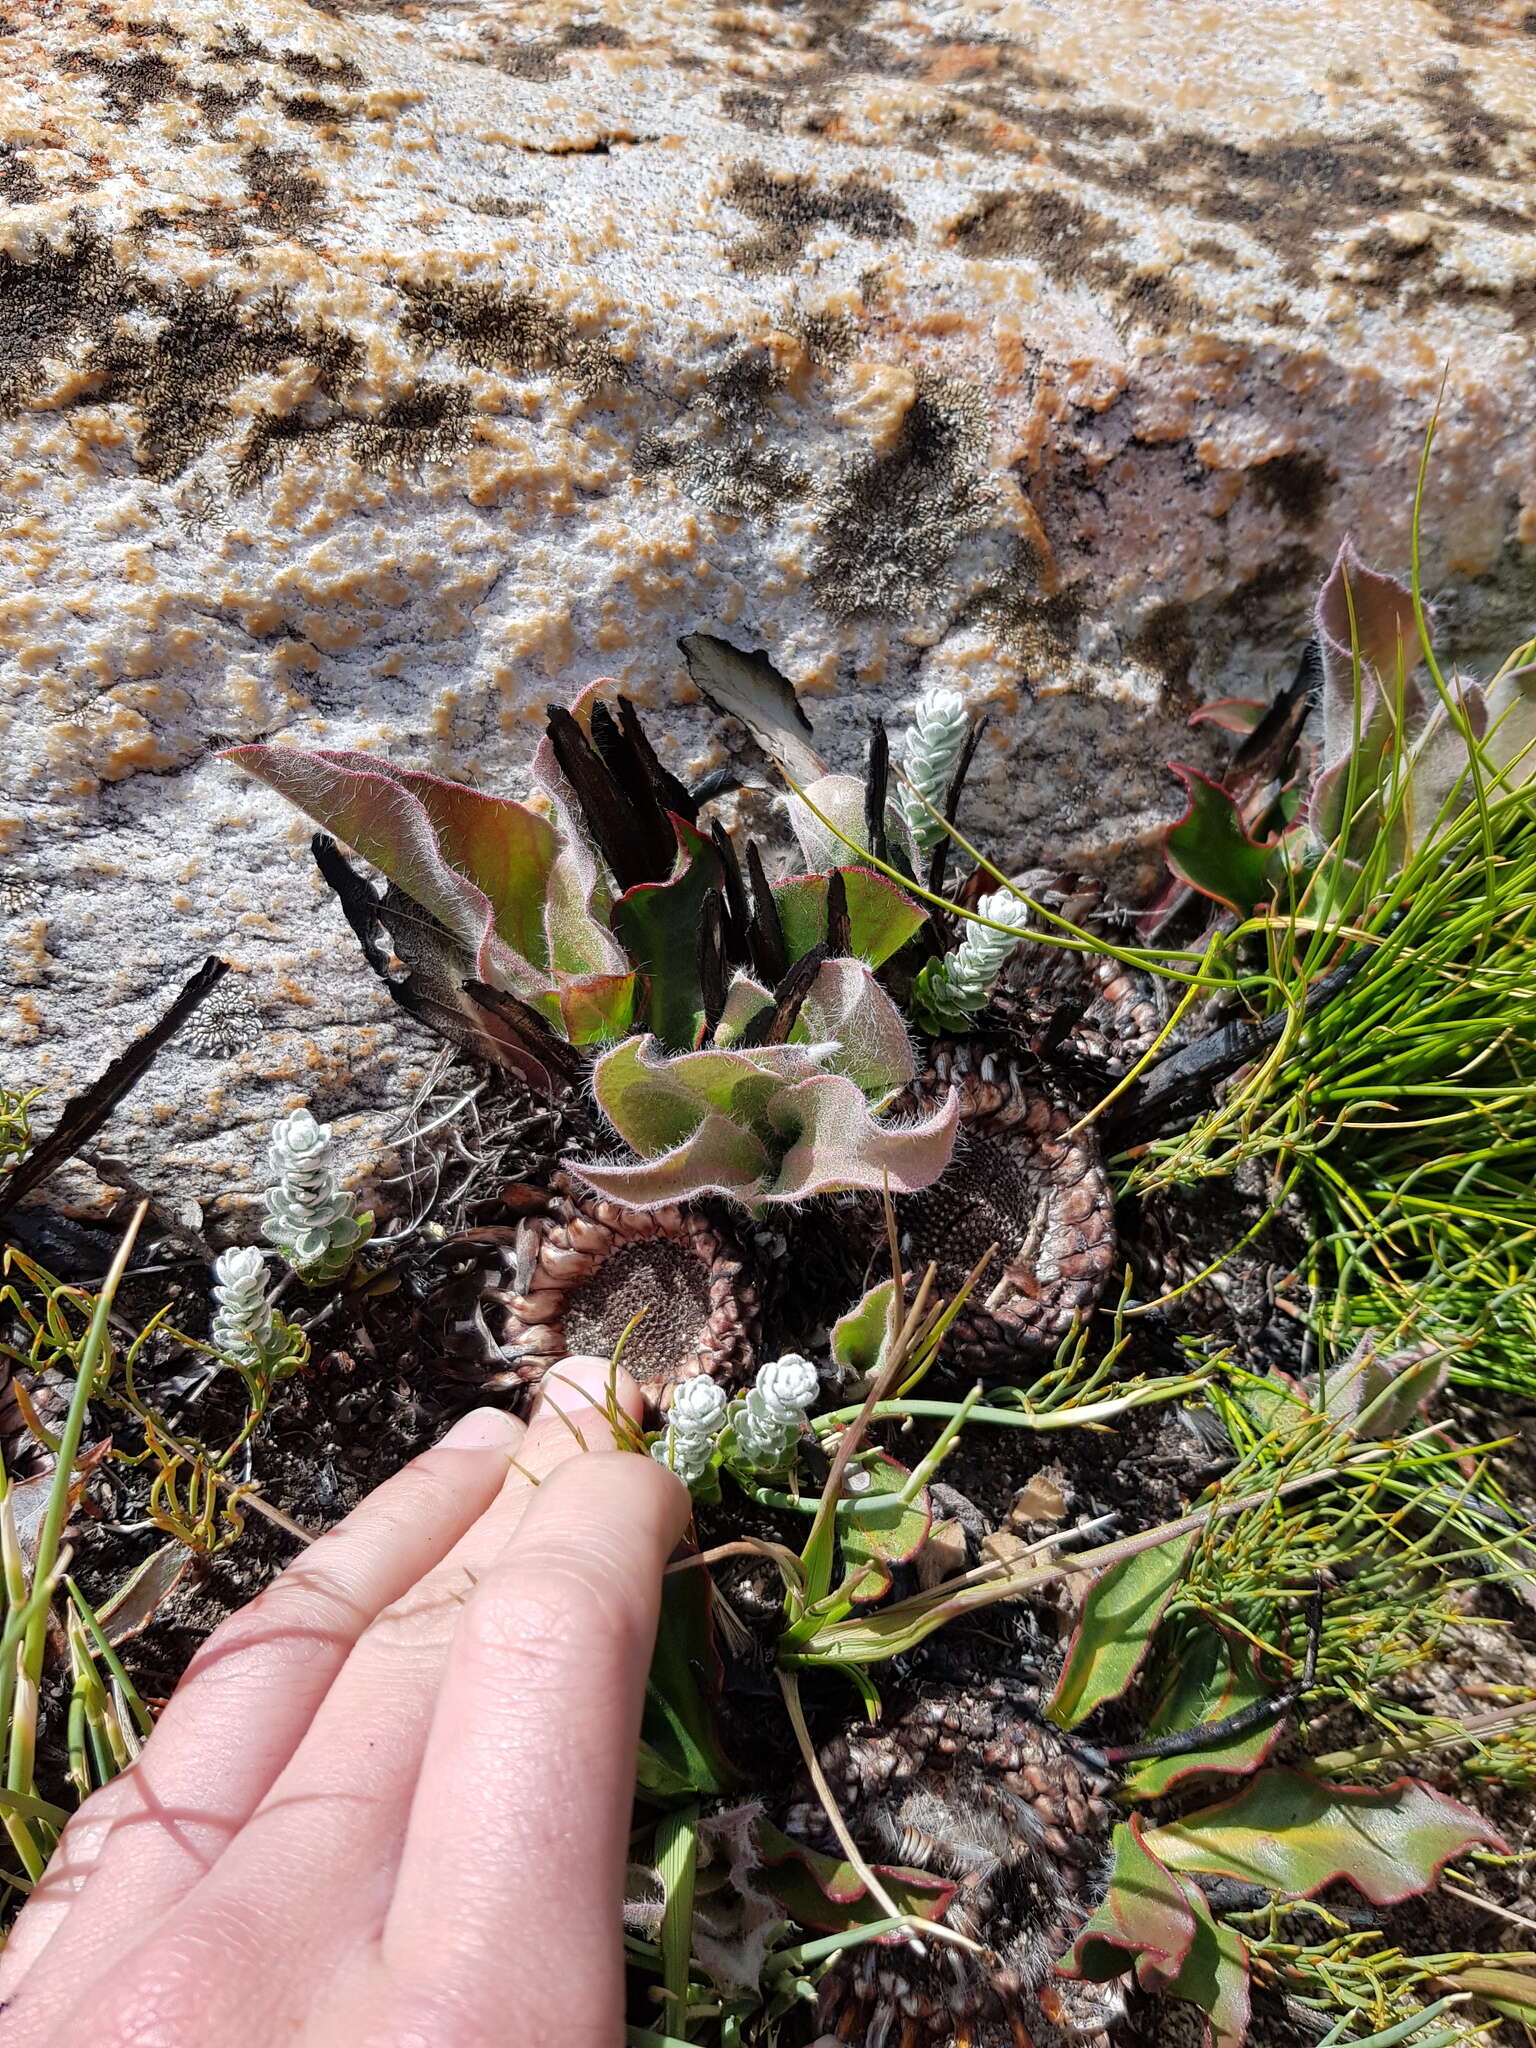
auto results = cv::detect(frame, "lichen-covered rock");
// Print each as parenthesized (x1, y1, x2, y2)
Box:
(2, 0, 1533, 1216)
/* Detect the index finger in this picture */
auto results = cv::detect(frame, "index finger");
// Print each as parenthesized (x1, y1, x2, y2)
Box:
(382, 1444, 690, 2043)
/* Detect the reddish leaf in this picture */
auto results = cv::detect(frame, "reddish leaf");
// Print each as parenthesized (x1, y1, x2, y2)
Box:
(1065, 1818, 1197, 1990)
(1047, 1534, 1195, 1730)
(1143, 1769, 1507, 1904)
(1159, 1882, 1251, 2047)
(1189, 698, 1269, 736)
(1064, 1820, 1251, 2046)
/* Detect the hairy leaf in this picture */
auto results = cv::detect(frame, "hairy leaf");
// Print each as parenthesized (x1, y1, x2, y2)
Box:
(787, 774, 871, 873)
(831, 1280, 899, 1382)
(1188, 698, 1269, 736)
(1047, 1534, 1196, 1729)
(773, 868, 925, 969)
(1143, 1769, 1507, 1903)
(1315, 538, 1426, 762)
(226, 746, 535, 989)
(575, 964, 956, 1207)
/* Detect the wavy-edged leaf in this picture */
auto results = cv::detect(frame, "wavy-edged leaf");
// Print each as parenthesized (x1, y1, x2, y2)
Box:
(1124, 1627, 1283, 1798)
(1047, 1534, 1195, 1729)
(773, 867, 926, 969)
(555, 972, 637, 1047)
(1163, 766, 1273, 917)
(767, 1073, 958, 1203)
(839, 1450, 931, 1604)
(1159, 1880, 1251, 2046)
(1143, 1769, 1507, 1904)
(572, 1112, 769, 1209)
(754, 1821, 955, 1934)
(794, 959, 916, 1104)
(1066, 1818, 1198, 1991)
(677, 633, 825, 785)
(225, 745, 531, 990)
(610, 818, 724, 1051)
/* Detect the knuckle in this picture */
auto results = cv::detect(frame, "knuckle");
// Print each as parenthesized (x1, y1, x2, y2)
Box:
(459, 1562, 634, 1682)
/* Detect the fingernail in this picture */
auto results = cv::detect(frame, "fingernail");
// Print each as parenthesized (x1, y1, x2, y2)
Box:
(532, 1354, 618, 1419)
(438, 1405, 520, 1452)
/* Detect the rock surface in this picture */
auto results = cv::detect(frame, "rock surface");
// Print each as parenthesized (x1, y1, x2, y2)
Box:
(2, 0, 1534, 1219)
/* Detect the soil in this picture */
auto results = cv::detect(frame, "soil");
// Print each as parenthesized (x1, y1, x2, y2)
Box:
(5, 1017, 1536, 2048)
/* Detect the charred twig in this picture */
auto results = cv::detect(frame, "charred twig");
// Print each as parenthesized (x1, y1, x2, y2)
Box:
(1103, 949, 1371, 1150)
(0, 959, 228, 1221)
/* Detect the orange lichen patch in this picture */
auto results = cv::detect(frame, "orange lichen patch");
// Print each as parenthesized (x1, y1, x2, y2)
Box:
(9, 920, 51, 989)
(835, 360, 918, 457)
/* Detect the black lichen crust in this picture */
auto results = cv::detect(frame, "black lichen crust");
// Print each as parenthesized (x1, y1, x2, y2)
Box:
(783, 1682, 1123, 2048)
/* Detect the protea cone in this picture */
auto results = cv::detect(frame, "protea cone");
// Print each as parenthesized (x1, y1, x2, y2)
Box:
(784, 1682, 1122, 2048)
(899, 1045, 1117, 1374)
(431, 1172, 757, 1411)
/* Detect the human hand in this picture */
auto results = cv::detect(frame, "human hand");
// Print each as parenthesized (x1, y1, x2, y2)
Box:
(0, 1358, 690, 2047)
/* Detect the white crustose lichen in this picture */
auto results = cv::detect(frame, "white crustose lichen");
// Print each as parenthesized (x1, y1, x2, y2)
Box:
(900, 686, 972, 856)
(262, 1107, 371, 1285)
(651, 1375, 731, 1489)
(730, 1353, 821, 1471)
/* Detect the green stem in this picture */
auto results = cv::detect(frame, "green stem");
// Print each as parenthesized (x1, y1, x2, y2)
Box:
(7, 1204, 146, 1840)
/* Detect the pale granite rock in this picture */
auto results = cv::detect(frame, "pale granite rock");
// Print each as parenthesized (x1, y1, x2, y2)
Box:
(1, 0, 1533, 1218)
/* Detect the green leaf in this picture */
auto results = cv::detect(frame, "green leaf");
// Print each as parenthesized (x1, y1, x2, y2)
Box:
(786, 773, 870, 872)
(754, 1821, 956, 1933)
(642, 1565, 737, 1800)
(831, 1280, 898, 1381)
(1163, 765, 1274, 916)
(1143, 1769, 1507, 1904)
(1066, 1821, 1251, 2046)
(1322, 1332, 1449, 1439)
(1124, 1625, 1282, 1798)
(1160, 1879, 1251, 2047)
(225, 745, 540, 989)
(611, 819, 723, 1052)
(558, 971, 639, 1047)
(656, 1804, 699, 2037)
(772, 869, 926, 969)
(1066, 1819, 1197, 1990)
(1047, 1533, 1195, 1729)
(388, 766, 559, 968)
(838, 1451, 932, 1605)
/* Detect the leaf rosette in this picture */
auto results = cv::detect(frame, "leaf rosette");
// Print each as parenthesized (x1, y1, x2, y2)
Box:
(573, 961, 959, 1209)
